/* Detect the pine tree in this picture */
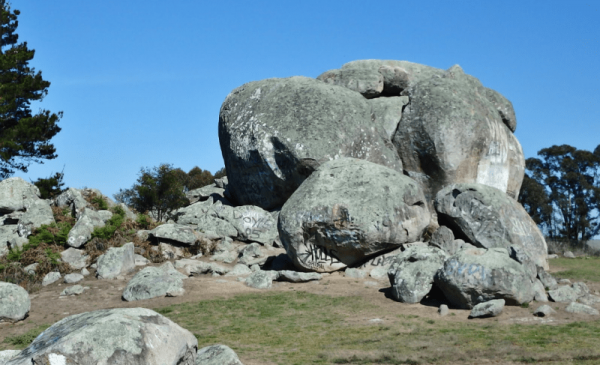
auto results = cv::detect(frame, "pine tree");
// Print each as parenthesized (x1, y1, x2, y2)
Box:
(0, 1, 62, 179)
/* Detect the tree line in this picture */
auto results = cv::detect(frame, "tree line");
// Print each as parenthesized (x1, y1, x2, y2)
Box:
(519, 144, 600, 242)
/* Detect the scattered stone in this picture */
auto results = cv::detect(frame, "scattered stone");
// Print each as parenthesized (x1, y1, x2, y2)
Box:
(387, 246, 448, 303)
(6, 308, 198, 364)
(81, 268, 90, 276)
(122, 262, 187, 302)
(245, 270, 279, 289)
(438, 304, 449, 317)
(469, 299, 505, 319)
(134, 254, 149, 266)
(565, 302, 599, 315)
(547, 254, 559, 259)
(63, 273, 84, 284)
(578, 294, 600, 306)
(0, 282, 30, 323)
(23, 263, 38, 275)
(564, 251, 576, 258)
(277, 271, 322, 283)
(548, 286, 579, 303)
(225, 264, 252, 277)
(60, 247, 89, 270)
(435, 183, 548, 270)
(42, 272, 61, 287)
(533, 305, 556, 317)
(95, 242, 135, 279)
(196, 344, 244, 365)
(238, 242, 264, 265)
(60, 285, 87, 296)
(345, 268, 367, 279)
(280, 158, 430, 272)
(572, 282, 590, 297)
(435, 247, 535, 309)
(159, 242, 186, 260)
(558, 278, 572, 285)
(178, 260, 231, 276)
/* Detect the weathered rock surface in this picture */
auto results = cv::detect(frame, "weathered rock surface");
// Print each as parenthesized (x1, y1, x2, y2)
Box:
(215, 205, 278, 246)
(16, 199, 54, 237)
(387, 246, 447, 303)
(537, 266, 558, 290)
(122, 262, 187, 302)
(60, 285, 87, 296)
(534, 304, 556, 317)
(149, 224, 200, 246)
(67, 208, 106, 248)
(63, 273, 84, 284)
(245, 270, 278, 289)
(186, 184, 225, 204)
(60, 248, 89, 270)
(41, 272, 61, 287)
(54, 187, 89, 219)
(435, 247, 535, 309)
(219, 76, 402, 210)
(0, 282, 30, 323)
(392, 64, 524, 203)
(0, 178, 40, 213)
(279, 158, 430, 272)
(225, 264, 253, 277)
(0, 350, 20, 364)
(435, 183, 548, 269)
(367, 96, 409, 141)
(5, 308, 197, 365)
(532, 279, 548, 302)
(277, 270, 322, 283)
(469, 299, 505, 318)
(548, 286, 579, 303)
(95, 242, 135, 279)
(196, 344, 244, 365)
(238, 242, 264, 265)
(0, 226, 18, 257)
(565, 302, 599, 316)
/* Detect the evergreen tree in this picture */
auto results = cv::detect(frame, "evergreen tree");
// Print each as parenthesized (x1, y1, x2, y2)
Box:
(0, 1, 62, 178)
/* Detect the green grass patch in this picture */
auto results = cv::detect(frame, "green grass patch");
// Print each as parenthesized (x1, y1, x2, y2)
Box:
(155, 291, 600, 364)
(3, 324, 50, 349)
(551, 257, 600, 282)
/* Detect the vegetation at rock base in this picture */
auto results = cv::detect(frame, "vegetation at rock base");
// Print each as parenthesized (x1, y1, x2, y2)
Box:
(114, 163, 226, 222)
(519, 144, 600, 243)
(2, 324, 50, 349)
(0, 1, 62, 179)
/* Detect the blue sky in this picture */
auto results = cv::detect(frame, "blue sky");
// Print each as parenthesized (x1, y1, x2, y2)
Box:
(10, 0, 600, 199)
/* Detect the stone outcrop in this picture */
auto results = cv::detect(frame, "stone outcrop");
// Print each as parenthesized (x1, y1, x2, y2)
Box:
(387, 246, 447, 303)
(219, 76, 402, 210)
(434, 247, 535, 309)
(435, 183, 548, 269)
(196, 344, 244, 365)
(67, 208, 106, 248)
(279, 158, 430, 272)
(5, 308, 197, 365)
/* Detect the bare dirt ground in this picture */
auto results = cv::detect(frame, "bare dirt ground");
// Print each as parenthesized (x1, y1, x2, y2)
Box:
(1, 258, 598, 364)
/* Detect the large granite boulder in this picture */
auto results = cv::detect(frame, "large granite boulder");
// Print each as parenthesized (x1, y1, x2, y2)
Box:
(5, 308, 197, 365)
(391, 64, 523, 203)
(122, 262, 187, 301)
(95, 242, 135, 279)
(0, 226, 19, 257)
(0, 282, 30, 323)
(387, 246, 448, 303)
(214, 204, 278, 245)
(218, 76, 402, 210)
(435, 183, 548, 269)
(15, 199, 55, 238)
(67, 208, 106, 248)
(279, 158, 430, 272)
(0, 177, 40, 214)
(435, 247, 536, 309)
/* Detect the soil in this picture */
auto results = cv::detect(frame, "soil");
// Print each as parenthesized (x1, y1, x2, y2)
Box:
(0, 257, 598, 365)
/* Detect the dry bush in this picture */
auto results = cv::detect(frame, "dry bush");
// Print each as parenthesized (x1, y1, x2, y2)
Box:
(51, 206, 75, 226)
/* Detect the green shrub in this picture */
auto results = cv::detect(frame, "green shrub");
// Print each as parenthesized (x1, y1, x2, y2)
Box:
(136, 213, 152, 230)
(91, 206, 125, 240)
(91, 195, 109, 210)
(3, 324, 50, 349)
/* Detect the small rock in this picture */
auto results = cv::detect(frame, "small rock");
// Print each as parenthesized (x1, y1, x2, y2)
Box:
(564, 251, 576, 258)
(345, 268, 367, 279)
(548, 286, 579, 303)
(532, 279, 548, 302)
(225, 264, 253, 277)
(245, 270, 278, 289)
(134, 254, 149, 266)
(60, 285, 87, 296)
(547, 254, 559, 259)
(166, 287, 185, 297)
(578, 294, 600, 306)
(42, 272, 62, 286)
(565, 302, 599, 315)
(63, 273, 84, 284)
(250, 264, 260, 272)
(81, 268, 90, 276)
(469, 299, 505, 319)
(572, 282, 590, 297)
(277, 270, 322, 283)
(557, 278, 572, 285)
(438, 304, 449, 317)
(23, 263, 38, 275)
(0, 282, 30, 323)
(533, 304, 556, 317)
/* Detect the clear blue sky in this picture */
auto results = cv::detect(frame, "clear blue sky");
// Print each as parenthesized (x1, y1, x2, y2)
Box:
(10, 0, 600, 199)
